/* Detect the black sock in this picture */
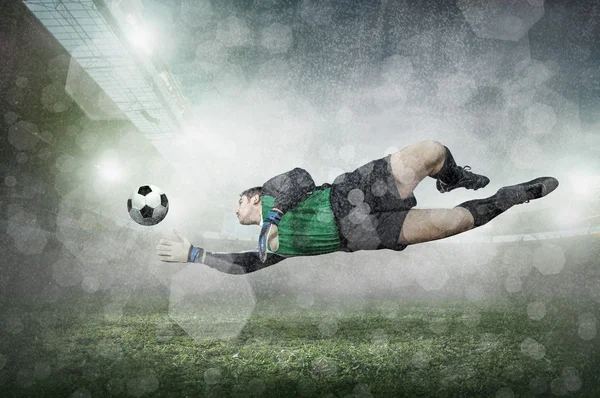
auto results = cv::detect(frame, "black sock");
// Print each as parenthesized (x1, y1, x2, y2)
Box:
(431, 146, 462, 185)
(455, 194, 508, 228)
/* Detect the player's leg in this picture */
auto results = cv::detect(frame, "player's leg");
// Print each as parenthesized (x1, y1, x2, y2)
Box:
(389, 140, 489, 199)
(398, 177, 559, 246)
(398, 207, 475, 245)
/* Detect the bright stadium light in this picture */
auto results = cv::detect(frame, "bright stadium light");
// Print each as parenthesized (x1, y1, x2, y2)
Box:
(95, 161, 121, 181)
(569, 174, 599, 200)
(128, 26, 153, 55)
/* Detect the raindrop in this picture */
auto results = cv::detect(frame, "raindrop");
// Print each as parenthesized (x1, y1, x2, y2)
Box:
(16, 152, 28, 164)
(41, 82, 71, 113)
(4, 111, 18, 125)
(4, 176, 17, 187)
(412, 351, 431, 369)
(504, 362, 524, 381)
(527, 301, 546, 320)
(126, 369, 160, 396)
(347, 189, 364, 205)
(348, 203, 370, 224)
(577, 320, 596, 340)
(76, 131, 98, 151)
(520, 337, 545, 360)
(296, 291, 314, 309)
(71, 387, 91, 398)
(16, 76, 28, 88)
(550, 377, 569, 396)
(8, 120, 40, 151)
(370, 179, 388, 197)
(55, 154, 77, 173)
(561, 367, 582, 392)
(204, 368, 222, 385)
(96, 342, 123, 362)
(38, 148, 52, 161)
(105, 378, 125, 395)
(495, 386, 514, 398)
(505, 275, 522, 293)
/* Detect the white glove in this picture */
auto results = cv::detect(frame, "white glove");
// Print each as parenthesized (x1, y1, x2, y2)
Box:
(156, 230, 191, 263)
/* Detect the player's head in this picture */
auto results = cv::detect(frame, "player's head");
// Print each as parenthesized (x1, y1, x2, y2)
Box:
(237, 186, 262, 225)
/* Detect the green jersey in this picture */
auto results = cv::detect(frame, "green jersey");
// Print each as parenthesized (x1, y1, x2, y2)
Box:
(261, 187, 341, 256)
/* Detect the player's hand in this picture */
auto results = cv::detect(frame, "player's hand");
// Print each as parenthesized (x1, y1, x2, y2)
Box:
(156, 230, 191, 263)
(258, 209, 283, 262)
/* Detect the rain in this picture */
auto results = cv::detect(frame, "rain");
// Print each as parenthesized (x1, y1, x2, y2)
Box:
(1, 0, 599, 396)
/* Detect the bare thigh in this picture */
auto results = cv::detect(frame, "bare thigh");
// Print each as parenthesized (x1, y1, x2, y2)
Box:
(389, 141, 445, 199)
(398, 207, 474, 245)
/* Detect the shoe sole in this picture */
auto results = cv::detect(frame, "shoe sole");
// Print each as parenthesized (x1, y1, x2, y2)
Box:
(496, 176, 559, 210)
(437, 176, 490, 193)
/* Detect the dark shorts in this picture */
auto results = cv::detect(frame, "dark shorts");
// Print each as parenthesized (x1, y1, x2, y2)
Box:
(329, 154, 417, 252)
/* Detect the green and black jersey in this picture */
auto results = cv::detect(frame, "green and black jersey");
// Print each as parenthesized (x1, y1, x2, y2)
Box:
(189, 167, 343, 274)
(260, 187, 341, 256)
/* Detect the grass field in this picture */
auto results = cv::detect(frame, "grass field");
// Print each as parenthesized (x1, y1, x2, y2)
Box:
(1, 293, 599, 397)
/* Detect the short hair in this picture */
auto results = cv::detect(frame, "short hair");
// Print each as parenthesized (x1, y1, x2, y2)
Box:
(239, 186, 262, 201)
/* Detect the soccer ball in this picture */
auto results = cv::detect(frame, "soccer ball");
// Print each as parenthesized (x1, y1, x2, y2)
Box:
(127, 184, 169, 226)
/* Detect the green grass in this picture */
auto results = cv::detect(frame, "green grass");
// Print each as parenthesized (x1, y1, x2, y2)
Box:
(1, 294, 599, 397)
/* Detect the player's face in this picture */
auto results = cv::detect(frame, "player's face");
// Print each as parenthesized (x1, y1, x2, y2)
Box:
(236, 195, 259, 225)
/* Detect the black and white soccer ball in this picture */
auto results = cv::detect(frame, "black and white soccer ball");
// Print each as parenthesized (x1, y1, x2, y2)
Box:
(127, 184, 169, 226)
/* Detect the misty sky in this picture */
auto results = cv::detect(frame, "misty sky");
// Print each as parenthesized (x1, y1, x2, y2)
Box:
(119, 0, 600, 240)
(2, 0, 599, 314)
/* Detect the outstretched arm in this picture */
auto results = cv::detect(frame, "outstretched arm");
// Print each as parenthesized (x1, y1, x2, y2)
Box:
(189, 247, 288, 274)
(156, 231, 288, 274)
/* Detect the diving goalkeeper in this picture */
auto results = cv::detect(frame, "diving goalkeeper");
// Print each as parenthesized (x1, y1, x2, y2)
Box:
(156, 140, 558, 274)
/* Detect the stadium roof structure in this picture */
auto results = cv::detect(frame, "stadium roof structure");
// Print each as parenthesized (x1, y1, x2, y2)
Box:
(22, 0, 184, 156)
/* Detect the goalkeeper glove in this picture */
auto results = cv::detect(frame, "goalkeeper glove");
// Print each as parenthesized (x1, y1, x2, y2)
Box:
(258, 209, 282, 263)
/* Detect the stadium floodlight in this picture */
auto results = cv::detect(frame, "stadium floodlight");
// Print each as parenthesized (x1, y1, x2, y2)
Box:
(570, 174, 599, 200)
(95, 161, 121, 181)
(127, 25, 153, 55)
